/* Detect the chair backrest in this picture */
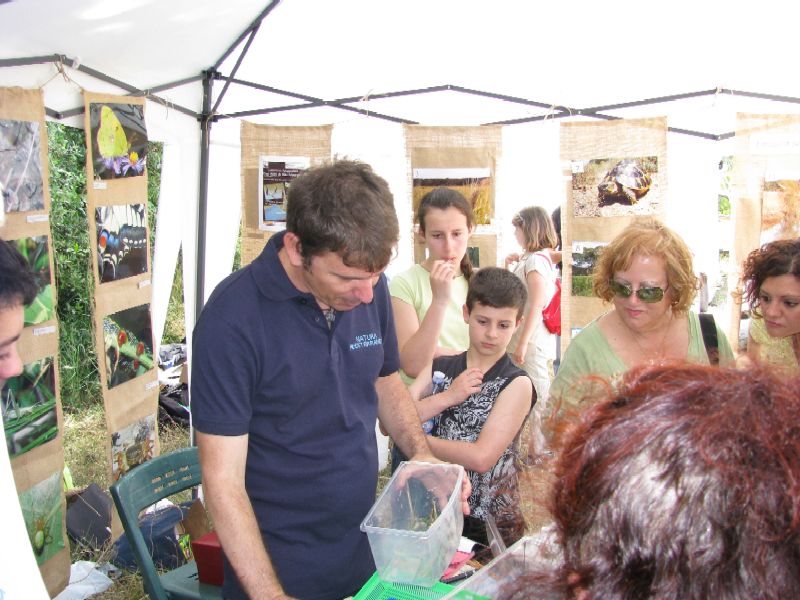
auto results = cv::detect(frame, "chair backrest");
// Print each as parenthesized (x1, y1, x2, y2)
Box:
(110, 446, 202, 600)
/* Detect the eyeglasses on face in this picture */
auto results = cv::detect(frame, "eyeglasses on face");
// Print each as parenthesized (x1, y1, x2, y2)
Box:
(609, 280, 668, 303)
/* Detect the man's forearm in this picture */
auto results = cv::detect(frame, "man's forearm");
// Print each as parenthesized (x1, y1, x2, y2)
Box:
(205, 483, 293, 599)
(376, 373, 434, 461)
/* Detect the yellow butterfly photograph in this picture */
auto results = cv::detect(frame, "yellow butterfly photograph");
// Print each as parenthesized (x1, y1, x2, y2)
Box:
(89, 102, 148, 180)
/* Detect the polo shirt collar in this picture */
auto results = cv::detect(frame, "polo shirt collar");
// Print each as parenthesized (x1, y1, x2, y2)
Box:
(251, 230, 313, 303)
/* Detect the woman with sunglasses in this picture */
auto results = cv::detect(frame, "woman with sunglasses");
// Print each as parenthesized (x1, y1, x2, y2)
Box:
(740, 238, 800, 374)
(550, 218, 734, 409)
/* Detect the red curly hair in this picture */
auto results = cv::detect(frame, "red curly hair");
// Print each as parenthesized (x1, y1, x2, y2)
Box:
(502, 363, 800, 599)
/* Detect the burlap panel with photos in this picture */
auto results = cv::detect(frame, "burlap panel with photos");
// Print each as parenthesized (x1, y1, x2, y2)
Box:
(559, 117, 667, 351)
(0, 86, 69, 597)
(83, 92, 160, 518)
(405, 125, 501, 266)
(239, 122, 332, 265)
(729, 113, 800, 343)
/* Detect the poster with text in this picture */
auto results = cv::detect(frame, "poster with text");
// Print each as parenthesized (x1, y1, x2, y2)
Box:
(102, 303, 154, 389)
(88, 102, 148, 180)
(571, 156, 659, 218)
(412, 167, 492, 225)
(2, 357, 57, 459)
(0, 118, 44, 213)
(259, 155, 309, 231)
(95, 203, 148, 282)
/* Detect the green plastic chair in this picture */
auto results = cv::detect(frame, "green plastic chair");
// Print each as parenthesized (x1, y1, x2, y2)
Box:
(110, 446, 222, 600)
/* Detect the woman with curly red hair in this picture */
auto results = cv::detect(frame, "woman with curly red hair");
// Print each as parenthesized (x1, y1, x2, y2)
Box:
(740, 238, 800, 374)
(496, 363, 800, 599)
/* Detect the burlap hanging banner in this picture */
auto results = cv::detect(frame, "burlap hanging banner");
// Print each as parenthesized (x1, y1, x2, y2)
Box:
(560, 117, 668, 349)
(83, 91, 159, 539)
(728, 113, 800, 343)
(0, 86, 69, 597)
(404, 125, 501, 267)
(239, 122, 332, 266)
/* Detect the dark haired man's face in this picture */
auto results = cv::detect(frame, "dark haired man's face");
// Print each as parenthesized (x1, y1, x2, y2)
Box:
(0, 303, 24, 388)
(282, 231, 383, 312)
(304, 252, 382, 312)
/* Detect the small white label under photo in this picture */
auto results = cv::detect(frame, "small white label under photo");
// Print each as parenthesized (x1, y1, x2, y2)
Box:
(138, 279, 151, 289)
(26, 214, 49, 223)
(571, 160, 587, 174)
(93, 181, 108, 190)
(33, 325, 57, 336)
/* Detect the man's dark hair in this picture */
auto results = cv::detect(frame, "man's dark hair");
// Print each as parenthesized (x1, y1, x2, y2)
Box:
(0, 239, 38, 309)
(466, 266, 527, 320)
(285, 159, 399, 272)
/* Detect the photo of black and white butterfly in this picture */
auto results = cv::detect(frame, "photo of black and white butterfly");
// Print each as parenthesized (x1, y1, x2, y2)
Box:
(95, 203, 148, 283)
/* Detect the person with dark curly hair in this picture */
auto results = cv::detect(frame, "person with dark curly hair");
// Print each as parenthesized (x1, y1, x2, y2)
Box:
(550, 218, 734, 409)
(0, 239, 38, 388)
(740, 238, 800, 374)
(497, 363, 800, 599)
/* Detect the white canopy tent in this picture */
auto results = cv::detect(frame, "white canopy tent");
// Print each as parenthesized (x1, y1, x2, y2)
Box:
(2, 0, 800, 345)
(3, 4, 800, 596)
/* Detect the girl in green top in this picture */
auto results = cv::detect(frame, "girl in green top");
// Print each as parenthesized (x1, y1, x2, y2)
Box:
(389, 188, 475, 380)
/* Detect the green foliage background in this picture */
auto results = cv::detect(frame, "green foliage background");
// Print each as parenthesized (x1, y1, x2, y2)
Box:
(571, 275, 594, 297)
(47, 122, 166, 412)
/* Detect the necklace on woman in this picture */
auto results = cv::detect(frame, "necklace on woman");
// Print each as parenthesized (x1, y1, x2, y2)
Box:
(624, 312, 674, 362)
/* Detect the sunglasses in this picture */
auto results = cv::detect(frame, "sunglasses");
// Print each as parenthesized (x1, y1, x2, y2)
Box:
(609, 280, 668, 303)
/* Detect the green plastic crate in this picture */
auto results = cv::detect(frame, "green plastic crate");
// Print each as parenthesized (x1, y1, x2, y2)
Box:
(354, 572, 454, 600)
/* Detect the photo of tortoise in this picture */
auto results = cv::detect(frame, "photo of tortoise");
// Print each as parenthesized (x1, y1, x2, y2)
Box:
(571, 155, 659, 218)
(597, 159, 652, 206)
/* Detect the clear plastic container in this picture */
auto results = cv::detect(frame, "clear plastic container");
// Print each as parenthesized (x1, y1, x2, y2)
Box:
(361, 460, 464, 587)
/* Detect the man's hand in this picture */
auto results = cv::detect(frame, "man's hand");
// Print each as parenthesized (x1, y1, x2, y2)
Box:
(403, 458, 472, 517)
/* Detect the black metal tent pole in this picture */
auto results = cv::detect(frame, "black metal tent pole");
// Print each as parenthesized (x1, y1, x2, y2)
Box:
(0, 54, 200, 120)
(194, 0, 282, 319)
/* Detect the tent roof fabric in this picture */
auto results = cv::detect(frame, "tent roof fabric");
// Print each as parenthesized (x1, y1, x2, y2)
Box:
(3, 0, 800, 133)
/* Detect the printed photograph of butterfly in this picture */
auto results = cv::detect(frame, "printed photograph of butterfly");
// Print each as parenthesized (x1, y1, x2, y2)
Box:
(89, 102, 148, 180)
(95, 203, 148, 282)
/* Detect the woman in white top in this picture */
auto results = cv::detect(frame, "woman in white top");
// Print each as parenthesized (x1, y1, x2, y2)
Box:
(505, 206, 560, 408)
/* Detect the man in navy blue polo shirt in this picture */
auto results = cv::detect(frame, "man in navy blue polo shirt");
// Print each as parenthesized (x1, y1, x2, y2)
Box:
(191, 160, 469, 600)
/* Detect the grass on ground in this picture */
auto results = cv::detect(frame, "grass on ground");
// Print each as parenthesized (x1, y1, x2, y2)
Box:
(63, 404, 190, 599)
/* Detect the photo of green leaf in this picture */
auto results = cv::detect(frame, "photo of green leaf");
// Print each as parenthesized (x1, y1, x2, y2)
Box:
(12, 235, 55, 326)
(2, 356, 58, 458)
(20, 470, 64, 565)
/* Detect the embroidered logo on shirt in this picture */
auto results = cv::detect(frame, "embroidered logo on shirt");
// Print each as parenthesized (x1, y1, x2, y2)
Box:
(350, 332, 382, 351)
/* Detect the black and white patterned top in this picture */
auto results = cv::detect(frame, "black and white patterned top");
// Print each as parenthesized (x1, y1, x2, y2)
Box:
(432, 352, 534, 523)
